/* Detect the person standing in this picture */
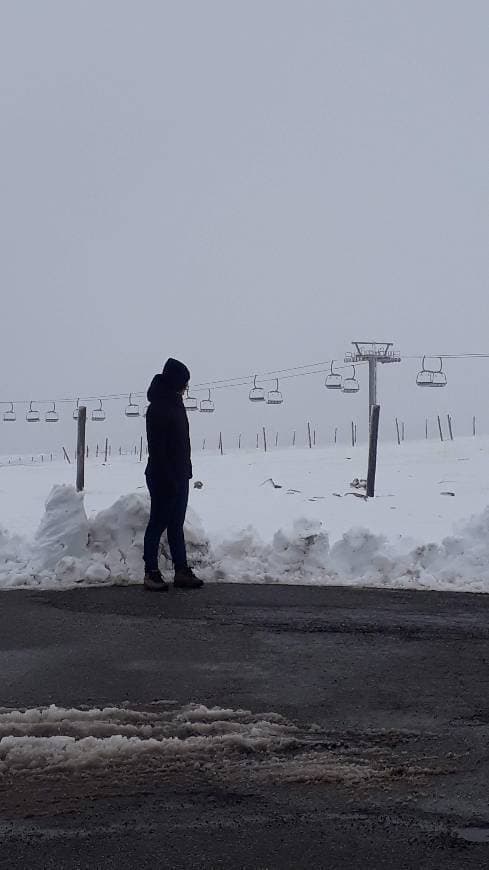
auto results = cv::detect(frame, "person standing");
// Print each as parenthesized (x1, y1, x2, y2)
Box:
(143, 358, 203, 591)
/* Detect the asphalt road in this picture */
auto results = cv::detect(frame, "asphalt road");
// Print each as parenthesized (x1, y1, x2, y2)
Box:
(1, 583, 489, 869)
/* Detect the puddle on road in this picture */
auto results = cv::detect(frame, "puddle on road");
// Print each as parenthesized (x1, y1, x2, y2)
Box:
(456, 827, 489, 843)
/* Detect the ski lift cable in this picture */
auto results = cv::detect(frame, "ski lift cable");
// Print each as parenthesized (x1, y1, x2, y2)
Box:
(5, 351, 489, 408)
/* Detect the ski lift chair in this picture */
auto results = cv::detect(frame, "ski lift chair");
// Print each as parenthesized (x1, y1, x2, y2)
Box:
(184, 388, 198, 411)
(267, 378, 283, 405)
(26, 401, 40, 423)
(45, 402, 59, 423)
(125, 393, 140, 417)
(342, 366, 360, 394)
(3, 402, 16, 422)
(73, 398, 80, 420)
(325, 361, 342, 390)
(200, 389, 215, 413)
(416, 357, 447, 388)
(249, 375, 265, 402)
(92, 399, 106, 422)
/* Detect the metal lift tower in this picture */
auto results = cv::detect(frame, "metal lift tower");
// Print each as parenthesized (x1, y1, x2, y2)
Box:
(345, 342, 401, 418)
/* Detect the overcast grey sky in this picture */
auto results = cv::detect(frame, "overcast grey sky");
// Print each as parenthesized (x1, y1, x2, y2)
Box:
(1, 1, 488, 453)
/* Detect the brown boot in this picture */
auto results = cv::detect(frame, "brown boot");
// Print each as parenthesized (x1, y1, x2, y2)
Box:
(144, 569, 169, 591)
(174, 567, 204, 589)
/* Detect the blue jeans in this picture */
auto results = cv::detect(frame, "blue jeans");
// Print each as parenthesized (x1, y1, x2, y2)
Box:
(143, 476, 189, 571)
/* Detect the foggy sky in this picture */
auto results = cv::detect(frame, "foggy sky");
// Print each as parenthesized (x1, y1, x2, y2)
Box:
(1, 1, 488, 454)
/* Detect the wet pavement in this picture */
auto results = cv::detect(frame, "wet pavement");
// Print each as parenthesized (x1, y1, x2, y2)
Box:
(1, 583, 489, 868)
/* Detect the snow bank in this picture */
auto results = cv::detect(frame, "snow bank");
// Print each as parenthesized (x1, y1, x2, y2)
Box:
(1, 482, 489, 592)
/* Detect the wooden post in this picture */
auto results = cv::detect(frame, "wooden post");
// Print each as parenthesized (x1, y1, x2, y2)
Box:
(202, 438, 206, 451)
(292, 430, 296, 447)
(401, 422, 405, 442)
(308, 422, 312, 449)
(473, 415, 476, 437)
(104, 437, 109, 463)
(437, 415, 444, 442)
(313, 429, 316, 446)
(334, 427, 338, 445)
(219, 432, 223, 456)
(351, 421, 355, 448)
(238, 434, 241, 449)
(367, 405, 380, 498)
(275, 432, 279, 448)
(76, 406, 87, 492)
(96, 443, 99, 458)
(395, 418, 401, 446)
(447, 414, 454, 441)
(262, 427, 267, 453)
(62, 447, 71, 464)
(425, 418, 428, 440)
(139, 435, 143, 461)
(256, 433, 259, 448)
(354, 424, 357, 445)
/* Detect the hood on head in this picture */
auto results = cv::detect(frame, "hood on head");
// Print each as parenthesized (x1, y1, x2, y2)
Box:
(147, 358, 191, 402)
(161, 357, 190, 391)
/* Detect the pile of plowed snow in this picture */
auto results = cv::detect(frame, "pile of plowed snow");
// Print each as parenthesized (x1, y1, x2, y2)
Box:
(1, 483, 489, 592)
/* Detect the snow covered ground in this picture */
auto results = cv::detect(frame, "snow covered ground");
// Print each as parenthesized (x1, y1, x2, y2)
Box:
(1, 436, 489, 591)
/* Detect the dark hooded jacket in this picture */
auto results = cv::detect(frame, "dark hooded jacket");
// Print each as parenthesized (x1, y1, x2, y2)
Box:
(145, 374, 192, 489)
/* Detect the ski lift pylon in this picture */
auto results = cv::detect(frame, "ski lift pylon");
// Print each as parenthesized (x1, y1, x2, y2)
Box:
(26, 401, 40, 423)
(325, 361, 343, 390)
(91, 399, 106, 422)
(200, 389, 215, 413)
(184, 387, 198, 411)
(3, 402, 16, 422)
(249, 375, 265, 402)
(416, 356, 447, 388)
(45, 401, 59, 423)
(267, 378, 283, 405)
(342, 366, 360, 394)
(125, 393, 140, 417)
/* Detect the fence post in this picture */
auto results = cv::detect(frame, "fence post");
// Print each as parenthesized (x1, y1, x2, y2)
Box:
(437, 415, 444, 442)
(275, 432, 279, 448)
(308, 422, 312, 449)
(334, 427, 338, 445)
(401, 422, 405, 442)
(292, 430, 296, 447)
(219, 432, 223, 455)
(367, 405, 380, 498)
(139, 435, 143, 462)
(262, 427, 267, 453)
(76, 406, 87, 492)
(351, 421, 355, 448)
(447, 414, 454, 441)
(62, 447, 71, 464)
(395, 418, 401, 446)
(473, 415, 476, 437)
(104, 437, 109, 463)
(425, 418, 428, 440)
